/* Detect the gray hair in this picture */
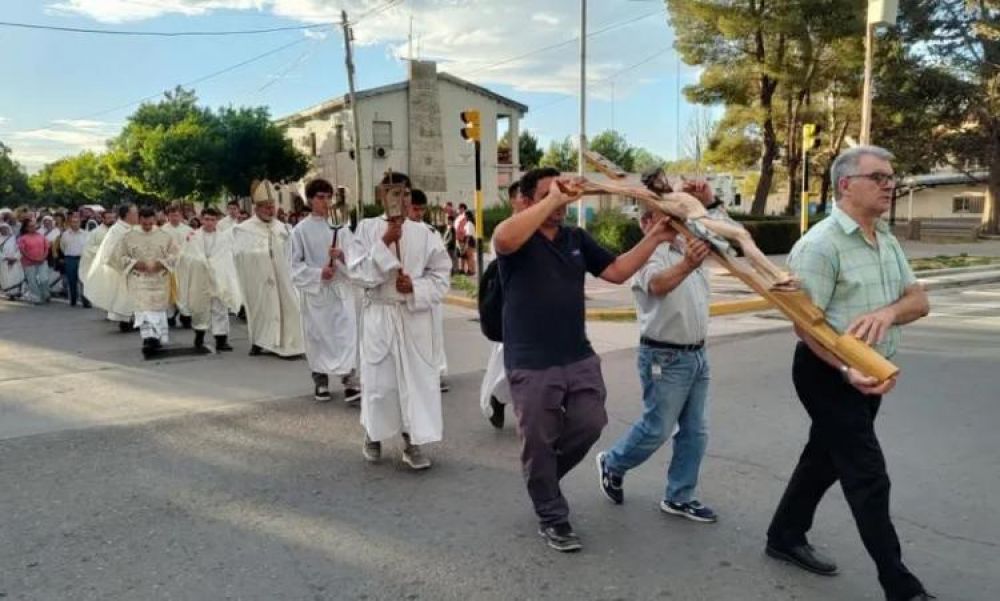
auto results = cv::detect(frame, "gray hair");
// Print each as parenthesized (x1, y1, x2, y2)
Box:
(831, 145, 894, 199)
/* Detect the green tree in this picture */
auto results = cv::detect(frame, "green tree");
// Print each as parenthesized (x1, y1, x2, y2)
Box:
(215, 106, 308, 199)
(501, 129, 543, 170)
(588, 130, 635, 172)
(0, 141, 33, 205)
(539, 136, 578, 172)
(669, 0, 866, 215)
(29, 151, 133, 208)
(631, 147, 665, 174)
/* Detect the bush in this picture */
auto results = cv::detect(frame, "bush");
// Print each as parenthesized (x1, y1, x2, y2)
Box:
(483, 202, 512, 239)
(589, 209, 644, 254)
(739, 220, 802, 255)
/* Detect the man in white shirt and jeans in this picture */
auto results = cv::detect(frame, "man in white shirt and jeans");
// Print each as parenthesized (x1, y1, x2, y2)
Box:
(60, 213, 89, 307)
(597, 207, 719, 523)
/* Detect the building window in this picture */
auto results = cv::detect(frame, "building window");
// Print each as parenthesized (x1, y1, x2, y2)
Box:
(373, 121, 393, 148)
(953, 195, 985, 214)
(309, 132, 317, 157)
(334, 124, 344, 153)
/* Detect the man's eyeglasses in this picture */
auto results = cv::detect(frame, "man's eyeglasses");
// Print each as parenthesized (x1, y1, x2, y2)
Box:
(845, 172, 897, 186)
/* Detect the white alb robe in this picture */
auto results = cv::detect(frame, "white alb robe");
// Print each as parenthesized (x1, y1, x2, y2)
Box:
(177, 229, 242, 333)
(86, 221, 134, 321)
(414, 220, 449, 377)
(479, 342, 513, 418)
(80, 223, 109, 289)
(217, 215, 237, 232)
(231, 215, 304, 357)
(289, 217, 358, 377)
(347, 217, 451, 445)
(0, 232, 24, 296)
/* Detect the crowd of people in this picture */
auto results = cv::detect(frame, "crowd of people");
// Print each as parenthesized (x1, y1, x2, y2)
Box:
(0, 145, 933, 601)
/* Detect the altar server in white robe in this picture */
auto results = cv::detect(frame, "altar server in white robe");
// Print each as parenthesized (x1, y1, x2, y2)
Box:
(87, 204, 138, 332)
(288, 178, 362, 404)
(217, 200, 241, 232)
(0, 223, 24, 299)
(110, 206, 179, 355)
(407, 189, 450, 393)
(347, 172, 451, 471)
(161, 204, 194, 326)
(231, 180, 304, 358)
(177, 207, 242, 352)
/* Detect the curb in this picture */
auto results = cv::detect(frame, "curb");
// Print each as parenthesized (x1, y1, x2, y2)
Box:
(919, 270, 1000, 292)
(444, 294, 774, 320)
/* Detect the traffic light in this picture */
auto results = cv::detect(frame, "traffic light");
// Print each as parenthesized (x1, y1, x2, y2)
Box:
(460, 110, 481, 142)
(802, 123, 822, 151)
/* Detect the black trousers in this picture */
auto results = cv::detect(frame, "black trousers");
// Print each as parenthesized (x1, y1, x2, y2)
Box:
(768, 343, 924, 600)
(63, 256, 81, 305)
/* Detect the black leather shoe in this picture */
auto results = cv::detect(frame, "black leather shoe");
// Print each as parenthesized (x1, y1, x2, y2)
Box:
(765, 543, 838, 576)
(248, 344, 262, 356)
(215, 335, 233, 352)
(488, 396, 505, 429)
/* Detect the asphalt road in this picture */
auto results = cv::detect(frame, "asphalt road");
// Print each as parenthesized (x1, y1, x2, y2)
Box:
(0, 285, 997, 601)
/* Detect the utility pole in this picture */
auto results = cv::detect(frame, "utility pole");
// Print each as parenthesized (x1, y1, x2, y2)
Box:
(861, 0, 899, 145)
(576, 0, 587, 228)
(342, 10, 364, 225)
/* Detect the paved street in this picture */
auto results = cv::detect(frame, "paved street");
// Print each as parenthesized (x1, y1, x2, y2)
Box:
(1, 285, 998, 601)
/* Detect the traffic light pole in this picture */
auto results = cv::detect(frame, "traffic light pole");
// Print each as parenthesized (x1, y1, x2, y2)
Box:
(800, 144, 810, 236)
(473, 140, 484, 285)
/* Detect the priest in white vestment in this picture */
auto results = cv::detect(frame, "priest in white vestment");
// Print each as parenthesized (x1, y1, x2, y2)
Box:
(177, 207, 242, 353)
(161, 204, 194, 327)
(86, 204, 138, 332)
(347, 172, 451, 471)
(289, 178, 361, 404)
(231, 180, 304, 358)
(217, 200, 242, 232)
(110, 207, 180, 355)
(0, 223, 24, 299)
(80, 211, 115, 306)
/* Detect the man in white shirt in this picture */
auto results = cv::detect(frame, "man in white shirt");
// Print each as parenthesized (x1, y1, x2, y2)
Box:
(60, 213, 90, 308)
(289, 178, 361, 403)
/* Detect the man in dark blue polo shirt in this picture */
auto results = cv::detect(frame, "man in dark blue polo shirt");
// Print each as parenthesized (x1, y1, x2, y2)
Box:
(493, 167, 672, 552)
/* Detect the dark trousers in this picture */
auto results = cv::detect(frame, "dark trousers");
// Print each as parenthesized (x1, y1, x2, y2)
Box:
(63, 256, 81, 306)
(508, 354, 608, 528)
(768, 343, 924, 600)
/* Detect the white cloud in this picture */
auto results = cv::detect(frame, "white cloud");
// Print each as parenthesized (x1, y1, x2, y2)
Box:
(44, 0, 676, 95)
(6, 120, 119, 172)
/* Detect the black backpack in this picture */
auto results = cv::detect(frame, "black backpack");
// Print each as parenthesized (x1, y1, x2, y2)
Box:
(477, 259, 503, 342)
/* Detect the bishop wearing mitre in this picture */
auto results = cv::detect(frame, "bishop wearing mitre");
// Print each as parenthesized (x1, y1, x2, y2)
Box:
(231, 179, 304, 358)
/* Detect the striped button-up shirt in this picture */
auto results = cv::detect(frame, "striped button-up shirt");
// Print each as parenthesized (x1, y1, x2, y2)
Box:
(788, 205, 917, 358)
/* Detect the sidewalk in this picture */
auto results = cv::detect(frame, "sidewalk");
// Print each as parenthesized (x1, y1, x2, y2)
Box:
(447, 238, 1000, 318)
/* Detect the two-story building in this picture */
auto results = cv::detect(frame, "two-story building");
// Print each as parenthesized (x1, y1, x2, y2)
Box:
(277, 60, 528, 213)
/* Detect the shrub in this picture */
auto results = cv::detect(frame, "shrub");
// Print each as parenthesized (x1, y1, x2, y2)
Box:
(483, 202, 512, 239)
(589, 209, 643, 254)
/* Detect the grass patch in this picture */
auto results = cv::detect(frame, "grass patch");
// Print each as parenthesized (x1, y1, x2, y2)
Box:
(450, 273, 477, 298)
(909, 254, 1000, 272)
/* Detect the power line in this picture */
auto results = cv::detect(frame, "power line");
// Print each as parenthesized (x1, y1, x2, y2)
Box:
(0, 20, 334, 37)
(353, 0, 406, 24)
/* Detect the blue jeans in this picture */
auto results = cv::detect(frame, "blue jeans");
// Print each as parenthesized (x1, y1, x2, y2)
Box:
(605, 345, 710, 503)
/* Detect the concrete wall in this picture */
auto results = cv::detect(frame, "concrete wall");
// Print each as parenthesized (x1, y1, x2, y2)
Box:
(282, 71, 523, 212)
(899, 184, 987, 221)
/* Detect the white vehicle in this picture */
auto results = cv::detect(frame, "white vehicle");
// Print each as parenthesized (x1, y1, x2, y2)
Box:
(619, 203, 641, 220)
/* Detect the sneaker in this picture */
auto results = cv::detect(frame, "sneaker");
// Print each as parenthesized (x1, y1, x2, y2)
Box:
(401, 439, 431, 471)
(314, 384, 332, 402)
(343, 387, 361, 405)
(538, 523, 582, 553)
(488, 396, 505, 429)
(596, 452, 623, 504)
(660, 499, 718, 523)
(362, 435, 381, 463)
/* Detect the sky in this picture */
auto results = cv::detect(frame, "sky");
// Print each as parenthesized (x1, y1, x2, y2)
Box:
(0, 0, 706, 173)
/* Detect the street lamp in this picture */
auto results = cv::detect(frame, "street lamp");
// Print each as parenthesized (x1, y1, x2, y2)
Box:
(860, 0, 898, 145)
